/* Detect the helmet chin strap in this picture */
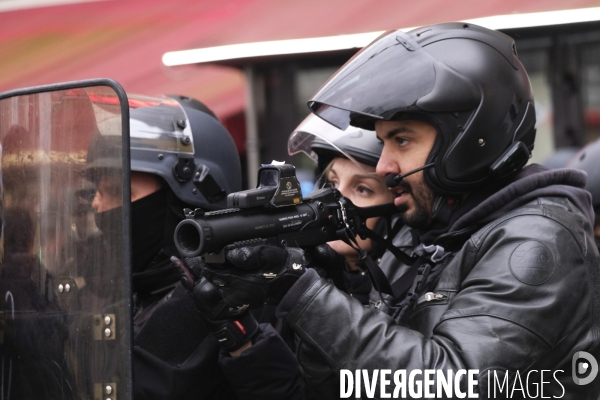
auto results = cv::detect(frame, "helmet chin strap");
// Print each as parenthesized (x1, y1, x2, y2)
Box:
(385, 163, 435, 188)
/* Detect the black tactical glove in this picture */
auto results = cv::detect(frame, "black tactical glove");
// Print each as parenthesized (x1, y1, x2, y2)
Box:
(174, 257, 259, 352)
(201, 245, 306, 309)
(307, 243, 350, 292)
(191, 278, 259, 352)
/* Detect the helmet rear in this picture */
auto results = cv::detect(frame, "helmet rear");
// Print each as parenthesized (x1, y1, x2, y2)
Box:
(568, 140, 600, 210)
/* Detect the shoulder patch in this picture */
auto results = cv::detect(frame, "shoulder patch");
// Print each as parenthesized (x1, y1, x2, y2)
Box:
(509, 241, 555, 285)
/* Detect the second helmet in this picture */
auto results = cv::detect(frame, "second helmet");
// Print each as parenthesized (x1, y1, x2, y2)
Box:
(288, 113, 383, 175)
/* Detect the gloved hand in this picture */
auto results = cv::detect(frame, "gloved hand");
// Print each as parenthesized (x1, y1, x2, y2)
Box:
(174, 256, 259, 352)
(201, 245, 306, 309)
(191, 278, 259, 352)
(307, 243, 350, 292)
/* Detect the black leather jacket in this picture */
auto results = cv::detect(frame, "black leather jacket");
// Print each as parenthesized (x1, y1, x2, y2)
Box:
(277, 166, 600, 399)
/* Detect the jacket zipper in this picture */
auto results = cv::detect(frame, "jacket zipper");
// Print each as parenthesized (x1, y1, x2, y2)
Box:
(424, 292, 447, 302)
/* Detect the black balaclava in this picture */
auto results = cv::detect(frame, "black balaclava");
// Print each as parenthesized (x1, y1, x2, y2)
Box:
(94, 205, 123, 252)
(94, 187, 198, 299)
(129, 189, 168, 273)
(94, 189, 167, 274)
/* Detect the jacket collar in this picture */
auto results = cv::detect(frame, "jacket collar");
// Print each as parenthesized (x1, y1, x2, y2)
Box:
(415, 164, 592, 247)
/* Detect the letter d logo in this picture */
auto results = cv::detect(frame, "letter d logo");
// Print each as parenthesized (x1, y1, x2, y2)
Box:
(572, 351, 598, 385)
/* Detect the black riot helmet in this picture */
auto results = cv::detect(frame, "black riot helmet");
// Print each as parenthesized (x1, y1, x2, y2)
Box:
(567, 140, 600, 211)
(308, 22, 536, 195)
(128, 94, 241, 209)
(85, 94, 241, 209)
(288, 113, 383, 174)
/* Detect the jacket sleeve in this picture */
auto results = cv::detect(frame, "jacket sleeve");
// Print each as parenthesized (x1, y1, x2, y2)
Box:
(277, 212, 595, 398)
(218, 323, 301, 400)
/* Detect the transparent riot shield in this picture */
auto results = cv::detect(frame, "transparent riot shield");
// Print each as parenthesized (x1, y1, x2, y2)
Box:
(0, 80, 131, 400)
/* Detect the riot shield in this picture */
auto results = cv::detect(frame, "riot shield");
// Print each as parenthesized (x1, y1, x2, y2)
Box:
(0, 80, 131, 400)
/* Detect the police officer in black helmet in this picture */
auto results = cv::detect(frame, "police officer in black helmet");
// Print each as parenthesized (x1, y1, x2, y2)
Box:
(85, 94, 299, 400)
(201, 23, 600, 399)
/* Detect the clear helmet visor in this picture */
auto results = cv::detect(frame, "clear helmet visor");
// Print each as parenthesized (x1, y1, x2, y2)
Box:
(128, 94, 195, 154)
(91, 93, 194, 155)
(83, 93, 195, 173)
(307, 29, 480, 130)
(288, 113, 382, 181)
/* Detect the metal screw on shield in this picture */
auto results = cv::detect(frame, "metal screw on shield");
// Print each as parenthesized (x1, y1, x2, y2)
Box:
(572, 351, 598, 385)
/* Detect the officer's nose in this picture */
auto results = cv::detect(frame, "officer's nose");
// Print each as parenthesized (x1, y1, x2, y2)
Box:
(91, 191, 101, 212)
(376, 145, 400, 178)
